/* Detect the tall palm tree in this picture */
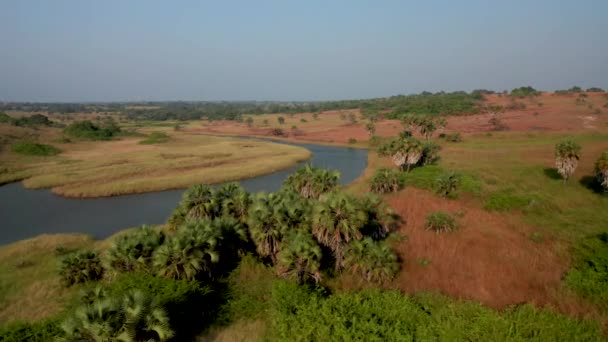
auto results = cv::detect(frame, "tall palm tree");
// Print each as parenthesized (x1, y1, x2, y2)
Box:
(104, 225, 165, 277)
(344, 238, 399, 284)
(555, 140, 581, 182)
(58, 288, 174, 342)
(181, 184, 219, 219)
(152, 226, 219, 280)
(595, 151, 608, 191)
(219, 183, 251, 222)
(312, 192, 367, 269)
(276, 231, 323, 284)
(247, 191, 312, 262)
(283, 164, 340, 199)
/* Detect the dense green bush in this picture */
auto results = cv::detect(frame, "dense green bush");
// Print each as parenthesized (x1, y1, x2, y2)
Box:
(369, 167, 404, 194)
(0, 318, 62, 342)
(443, 132, 462, 142)
(348, 137, 357, 144)
(566, 233, 608, 310)
(103, 225, 165, 276)
(435, 171, 461, 198)
(63, 120, 120, 140)
(510, 86, 540, 98)
(12, 114, 54, 127)
(11, 141, 61, 156)
(268, 282, 603, 341)
(58, 250, 104, 286)
(0, 112, 12, 123)
(425, 211, 458, 233)
(139, 131, 170, 144)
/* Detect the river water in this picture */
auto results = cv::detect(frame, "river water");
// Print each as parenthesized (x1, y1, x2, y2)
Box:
(0, 140, 367, 245)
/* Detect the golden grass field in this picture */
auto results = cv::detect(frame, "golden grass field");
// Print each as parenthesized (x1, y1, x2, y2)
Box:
(0, 126, 311, 197)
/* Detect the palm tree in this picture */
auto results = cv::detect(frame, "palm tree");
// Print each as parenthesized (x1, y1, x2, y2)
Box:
(283, 164, 340, 199)
(377, 136, 424, 172)
(276, 231, 323, 284)
(104, 225, 165, 277)
(167, 205, 187, 230)
(344, 238, 399, 284)
(58, 288, 173, 342)
(181, 184, 219, 220)
(555, 140, 581, 182)
(152, 226, 219, 280)
(59, 250, 104, 287)
(312, 193, 367, 269)
(596, 151, 608, 191)
(369, 168, 403, 194)
(360, 194, 399, 240)
(219, 183, 251, 222)
(247, 193, 290, 263)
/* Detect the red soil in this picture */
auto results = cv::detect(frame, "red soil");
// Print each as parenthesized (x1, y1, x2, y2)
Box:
(191, 93, 608, 144)
(386, 188, 565, 308)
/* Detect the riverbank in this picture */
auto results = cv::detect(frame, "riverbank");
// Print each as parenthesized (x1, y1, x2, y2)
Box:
(1, 132, 311, 198)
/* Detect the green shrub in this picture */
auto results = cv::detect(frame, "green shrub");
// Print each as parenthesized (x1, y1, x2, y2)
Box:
(566, 233, 608, 310)
(139, 131, 170, 144)
(425, 211, 458, 233)
(435, 171, 461, 198)
(268, 282, 602, 341)
(369, 168, 404, 194)
(64, 120, 119, 140)
(11, 141, 61, 156)
(419, 141, 441, 165)
(58, 250, 104, 286)
(444, 132, 462, 142)
(0, 112, 13, 123)
(103, 225, 165, 276)
(510, 86, 539, 98)
(348, 137, 357, 144)
(0, 318, 62, 342)
(105, 272, 214, 337)
(300, 118, 307, 123)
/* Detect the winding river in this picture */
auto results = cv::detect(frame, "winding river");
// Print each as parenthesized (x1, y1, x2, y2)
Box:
(0, 140, 367, 245)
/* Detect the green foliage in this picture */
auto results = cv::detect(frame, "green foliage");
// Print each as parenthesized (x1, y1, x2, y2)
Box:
(12, 114, 55, 127)
(58, 287, 174, 342)
(0, 111, 11, 123)
(419, 141, 441, 165)
(276, 231, 323, 284)
(103, 225, 165, 276)
(283, 164, 340, 199)
(384, 91, 481, 118)
(299, 117, 307, 123)
(105, 272, 213, 338)
(344, 238, 399, 283)
(587, 87, 604, 92)
(11, 141, 61, 156)
(58, 250, 104, 286)
(369, 167, 404, 194)
(312, 192, 368, 269)
(594, 151, 608, 191)
(555, 139, 581, 181)
(566, 233, 608, 311)
(377, 136, 424, 171)
(365, 121, 376, 136)
(0, 318, 63, 342)
(510, 86, 540, 98)
(425, 211, 458, 233)
(139, 131, 170, 144)
(347, 137, 357, 144)
(63, 120, 120, 140)
(401, 114, 447, 140)
(277, 116, 285, 124)
(435, 171, 461, 198)
(268, 283, 603, 341)
(443, 132, 463, 142)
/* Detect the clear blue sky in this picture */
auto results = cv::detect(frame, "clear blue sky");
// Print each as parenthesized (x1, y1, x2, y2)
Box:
(1, 0, 606, 102)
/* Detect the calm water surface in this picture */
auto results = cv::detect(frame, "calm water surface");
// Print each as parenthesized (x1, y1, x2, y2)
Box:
(0, 140, 367, 245)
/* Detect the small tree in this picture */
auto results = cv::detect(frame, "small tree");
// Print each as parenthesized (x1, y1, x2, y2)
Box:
(401, 115, 446, 140)
(369, 168, 403, 194)
(245, 117, 254, 127)
(595, 151, 608, 192)
(348, 113, 358, 125)
(277, 116, 285, 125)
(312, 112, 319, 120)
(555, 140, 581, 182)
(365, 122, 376, 137)
(435, 172, 460, 198)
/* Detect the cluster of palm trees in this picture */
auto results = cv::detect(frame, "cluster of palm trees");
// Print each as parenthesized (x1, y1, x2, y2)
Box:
(555, 141, 608, 192)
